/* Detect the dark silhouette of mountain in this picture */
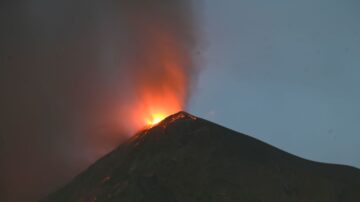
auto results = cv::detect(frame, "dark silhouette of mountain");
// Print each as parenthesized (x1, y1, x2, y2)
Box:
(43, 111, 360, 202)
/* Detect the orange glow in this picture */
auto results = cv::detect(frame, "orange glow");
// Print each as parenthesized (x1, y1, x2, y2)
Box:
(116, 6, 194, 133)
(146, 113, 166, 126)
(130, 87, 184, 130)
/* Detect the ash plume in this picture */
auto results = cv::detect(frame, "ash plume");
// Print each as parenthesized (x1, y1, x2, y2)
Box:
(0, 0, 200, 201)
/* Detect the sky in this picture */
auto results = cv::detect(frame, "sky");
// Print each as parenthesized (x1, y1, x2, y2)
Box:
(190, 0, 360, 168)
(1, 0, 359, 201)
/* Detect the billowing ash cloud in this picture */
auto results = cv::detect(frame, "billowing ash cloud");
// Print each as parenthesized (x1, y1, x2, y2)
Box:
(0, 0, 200, 201)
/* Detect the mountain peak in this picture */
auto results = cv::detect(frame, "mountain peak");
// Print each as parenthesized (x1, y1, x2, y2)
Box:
(44, 112, 360, 202)
(165, 111, 198, 121)
(151, 111, 198, 128)
(129, 111, 202, 147)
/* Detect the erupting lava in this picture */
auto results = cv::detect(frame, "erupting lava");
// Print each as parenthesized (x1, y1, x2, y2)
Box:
(127, 95, 183, 130)
(126, 15, 191, 129)
(133, 88, 185, 129)
(116, 1, 196, 133)
(146, 113, 166, 126)
(133, 23, 189, 129)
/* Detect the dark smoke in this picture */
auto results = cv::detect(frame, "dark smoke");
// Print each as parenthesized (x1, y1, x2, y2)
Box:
(0, 1, 200, 201)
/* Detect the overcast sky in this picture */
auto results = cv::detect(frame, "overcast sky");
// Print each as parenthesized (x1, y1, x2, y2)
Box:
(190, 0, 360, 167)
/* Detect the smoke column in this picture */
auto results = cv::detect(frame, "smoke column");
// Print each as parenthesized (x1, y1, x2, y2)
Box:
(0, 0, 199, 201)
(115, 0, 199, 132)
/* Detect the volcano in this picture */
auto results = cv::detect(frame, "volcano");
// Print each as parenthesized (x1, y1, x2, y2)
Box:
(44, 112, 360, 202)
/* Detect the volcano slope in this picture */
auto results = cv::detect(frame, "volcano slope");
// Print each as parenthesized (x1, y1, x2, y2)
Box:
(44, 112, 360, 202)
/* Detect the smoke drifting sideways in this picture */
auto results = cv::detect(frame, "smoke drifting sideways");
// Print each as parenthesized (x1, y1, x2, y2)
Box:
(0, 0, 200, 201)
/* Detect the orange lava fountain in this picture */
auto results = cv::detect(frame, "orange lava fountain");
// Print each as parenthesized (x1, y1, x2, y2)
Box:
(131, 31, 188, 129)
(119, 3, 195, 132)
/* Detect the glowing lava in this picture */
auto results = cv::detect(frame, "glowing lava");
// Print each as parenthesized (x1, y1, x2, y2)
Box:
(124, 87, 184, 132)
(135, 90, 183, 128)
(123, 18, 190, 130)
(115, 3, 196, 134)
(146, 113, 166, 126)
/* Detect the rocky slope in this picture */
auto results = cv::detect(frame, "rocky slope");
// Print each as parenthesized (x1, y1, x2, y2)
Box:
(43, 111, 360, 202)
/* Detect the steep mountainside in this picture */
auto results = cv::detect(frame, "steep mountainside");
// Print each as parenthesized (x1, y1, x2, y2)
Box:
(44, 112, 360, 202)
